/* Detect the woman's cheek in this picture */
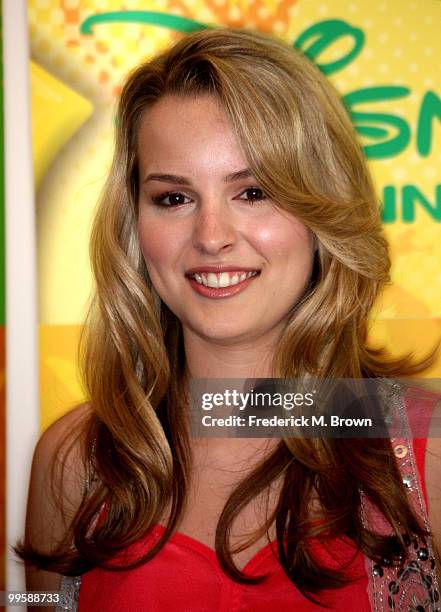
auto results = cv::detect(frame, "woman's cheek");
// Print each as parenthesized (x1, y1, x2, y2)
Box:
(138, 217, 173, 266)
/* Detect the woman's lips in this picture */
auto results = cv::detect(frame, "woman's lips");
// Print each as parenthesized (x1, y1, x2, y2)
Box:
(187, 271, 260, 299)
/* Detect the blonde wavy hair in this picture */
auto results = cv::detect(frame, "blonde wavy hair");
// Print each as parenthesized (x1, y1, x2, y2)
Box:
(18, 27, 433, 601)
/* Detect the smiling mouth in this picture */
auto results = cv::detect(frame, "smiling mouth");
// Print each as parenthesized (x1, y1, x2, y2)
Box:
(190, 270, 259, 288)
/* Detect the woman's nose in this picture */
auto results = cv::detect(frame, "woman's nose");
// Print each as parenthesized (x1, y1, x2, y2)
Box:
(192, 205, 236, 255)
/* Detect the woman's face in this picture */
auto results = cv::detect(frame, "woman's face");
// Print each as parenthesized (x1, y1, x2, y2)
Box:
(137, 94, 315, 346)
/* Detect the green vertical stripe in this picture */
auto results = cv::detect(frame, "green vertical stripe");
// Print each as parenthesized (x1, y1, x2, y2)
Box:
(0, 10, 5, 325)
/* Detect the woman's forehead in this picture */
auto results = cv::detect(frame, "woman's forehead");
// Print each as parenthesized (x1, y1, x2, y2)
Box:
(137, 95, 248, 178)
(138, 94, 229, 135)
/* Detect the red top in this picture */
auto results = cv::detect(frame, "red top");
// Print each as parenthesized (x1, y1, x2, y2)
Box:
(78, 391, 435, 611)
(79, 525, 370, 611)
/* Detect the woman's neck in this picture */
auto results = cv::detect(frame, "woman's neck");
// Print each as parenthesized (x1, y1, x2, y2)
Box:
(183, 328, 278, 379)
(180, 328, 282, 467)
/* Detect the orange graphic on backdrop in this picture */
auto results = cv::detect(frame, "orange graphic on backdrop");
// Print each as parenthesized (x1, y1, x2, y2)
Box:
(169, 0, 297, 32)
(60, 0, 298, 32)
(57, 0, 299, 99)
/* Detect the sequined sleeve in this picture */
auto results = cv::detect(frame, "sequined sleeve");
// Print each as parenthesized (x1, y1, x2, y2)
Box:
(56, 575, 81, 611)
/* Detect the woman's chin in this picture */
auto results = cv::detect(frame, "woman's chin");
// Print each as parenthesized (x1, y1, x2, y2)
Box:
(183, 319, 273, 347)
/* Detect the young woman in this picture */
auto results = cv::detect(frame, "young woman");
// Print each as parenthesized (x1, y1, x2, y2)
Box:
(19, 27, 441, 610)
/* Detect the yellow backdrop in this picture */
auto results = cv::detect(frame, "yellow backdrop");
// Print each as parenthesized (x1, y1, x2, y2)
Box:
(28, 0, 441, 429)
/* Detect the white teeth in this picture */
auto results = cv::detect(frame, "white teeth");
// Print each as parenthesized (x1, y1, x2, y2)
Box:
(207, 273, 219, 288)
(218, 272, 230, 288)
(191, 270, 258, 288)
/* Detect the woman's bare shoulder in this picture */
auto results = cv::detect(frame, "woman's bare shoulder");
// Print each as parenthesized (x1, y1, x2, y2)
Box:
(24, 403, 94, 591)
(33, 403, 92, 468)
(26, 403, 93, 553)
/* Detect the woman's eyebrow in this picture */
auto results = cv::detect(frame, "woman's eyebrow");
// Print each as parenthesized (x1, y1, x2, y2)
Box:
(223, 168, 252, 183)
(143, 168, 252, 185)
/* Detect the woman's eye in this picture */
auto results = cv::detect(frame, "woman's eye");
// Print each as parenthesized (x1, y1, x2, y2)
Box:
(152, 192, 192, 207)
(237, 187, 268, 203)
